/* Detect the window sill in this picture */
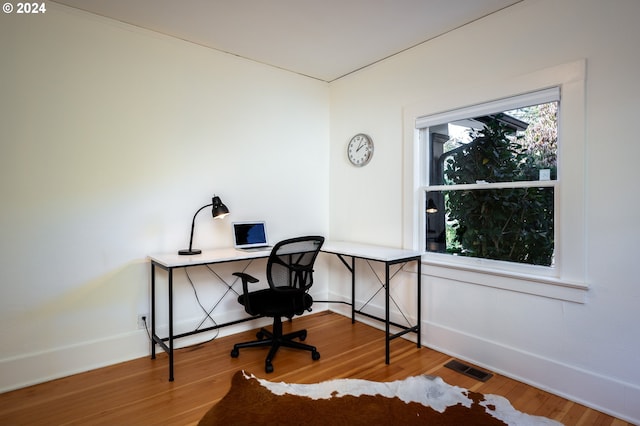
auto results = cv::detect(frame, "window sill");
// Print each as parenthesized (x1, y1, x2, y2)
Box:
(419, 257, 588, 303)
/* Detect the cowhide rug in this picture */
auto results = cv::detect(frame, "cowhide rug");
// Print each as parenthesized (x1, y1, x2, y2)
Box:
(198, 370, 562, 425)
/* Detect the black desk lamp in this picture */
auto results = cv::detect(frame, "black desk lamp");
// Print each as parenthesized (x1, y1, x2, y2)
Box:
(178, 195, 230, 255)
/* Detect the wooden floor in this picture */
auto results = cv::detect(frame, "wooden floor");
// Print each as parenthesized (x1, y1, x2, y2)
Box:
(0, 311, 632, 425)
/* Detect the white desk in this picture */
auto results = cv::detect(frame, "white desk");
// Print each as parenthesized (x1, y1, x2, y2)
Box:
(149, 247, 272, 269)
(148, 241, 422, 381)
(148, 247, 272, 381)
(320, 241, 422, 364)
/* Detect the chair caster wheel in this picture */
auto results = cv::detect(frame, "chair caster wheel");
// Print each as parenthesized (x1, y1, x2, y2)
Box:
(230, 348, 239, 358)
(299, 330, 307, 341)
(256, 331, 265, 340)
(265, 363, 274, 373)
(312, 351, 320, 361)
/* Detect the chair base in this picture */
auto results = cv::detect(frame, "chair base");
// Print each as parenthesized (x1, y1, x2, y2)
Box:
(230, 317, 320, 373)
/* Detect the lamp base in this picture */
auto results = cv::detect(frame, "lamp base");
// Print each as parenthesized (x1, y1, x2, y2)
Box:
(178, 248, 202, 255)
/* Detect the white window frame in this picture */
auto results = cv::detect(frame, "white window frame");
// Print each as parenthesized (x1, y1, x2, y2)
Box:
(402, 60, 588, 303)
(420, 87, 559, 267)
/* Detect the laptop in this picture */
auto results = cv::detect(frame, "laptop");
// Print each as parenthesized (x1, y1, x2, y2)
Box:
(232, 221, 272, 251)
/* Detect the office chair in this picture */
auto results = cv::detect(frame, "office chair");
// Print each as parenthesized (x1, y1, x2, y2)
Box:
(230, 236, 325, 373)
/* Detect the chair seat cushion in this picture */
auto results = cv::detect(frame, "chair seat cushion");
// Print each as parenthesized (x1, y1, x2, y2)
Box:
(239, 288, 312, 317)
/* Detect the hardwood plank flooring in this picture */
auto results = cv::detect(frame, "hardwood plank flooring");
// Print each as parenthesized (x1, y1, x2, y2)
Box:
(0, 312, 632, 425)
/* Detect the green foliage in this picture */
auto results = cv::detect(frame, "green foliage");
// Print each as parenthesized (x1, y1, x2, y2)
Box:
(443, 115, 555, 266)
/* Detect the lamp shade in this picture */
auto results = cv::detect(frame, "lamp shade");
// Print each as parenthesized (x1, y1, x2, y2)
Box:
(179, 195, 230, 255)
(211, 196, 230, 219)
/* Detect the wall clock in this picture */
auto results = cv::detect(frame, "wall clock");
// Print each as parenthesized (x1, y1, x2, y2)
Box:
(347, 133, 374, 167)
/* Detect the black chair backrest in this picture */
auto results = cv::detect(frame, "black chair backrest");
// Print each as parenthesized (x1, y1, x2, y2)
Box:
(267, 236, 325, 292)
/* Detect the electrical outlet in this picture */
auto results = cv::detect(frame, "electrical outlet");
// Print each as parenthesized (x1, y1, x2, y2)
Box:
(137, 314, 148, 329)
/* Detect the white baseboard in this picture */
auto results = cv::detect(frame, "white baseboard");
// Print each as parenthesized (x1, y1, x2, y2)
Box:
(0, 310, 270, 393)
(0, 331, 149, 393)
(325, 295, 640, 425)
(421, 321, 640, 425)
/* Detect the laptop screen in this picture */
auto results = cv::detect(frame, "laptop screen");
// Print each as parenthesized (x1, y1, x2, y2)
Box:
(233, 221, 268, 249)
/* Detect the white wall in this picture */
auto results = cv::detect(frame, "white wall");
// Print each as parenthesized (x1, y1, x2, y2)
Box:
(0, 4, 329, 390)
(328, 0, 640, 423)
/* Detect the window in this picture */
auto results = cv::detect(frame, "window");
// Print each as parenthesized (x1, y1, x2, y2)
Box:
(401, 60, 588, 302)
(419, 88, 559, 267)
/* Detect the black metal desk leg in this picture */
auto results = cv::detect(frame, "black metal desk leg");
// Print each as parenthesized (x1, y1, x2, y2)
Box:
(151, 263, 156, 359)
(416, 259, 421, 348)
(385, 262, 390, 365)
(168, 268, 174, 382)
(351, 257, 356, 324)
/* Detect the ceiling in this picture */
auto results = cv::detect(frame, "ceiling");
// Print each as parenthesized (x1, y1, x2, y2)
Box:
(52, 0, 522, 82)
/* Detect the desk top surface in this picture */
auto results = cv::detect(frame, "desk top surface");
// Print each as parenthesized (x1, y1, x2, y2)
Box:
(149, 240, 422, 268)
(149, 247, 271, 268)
(321, 241, 422, 262)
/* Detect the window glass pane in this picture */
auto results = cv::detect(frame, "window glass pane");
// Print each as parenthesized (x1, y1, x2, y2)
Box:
(429, 102, 558, 186)
(426, 187, 554, 266)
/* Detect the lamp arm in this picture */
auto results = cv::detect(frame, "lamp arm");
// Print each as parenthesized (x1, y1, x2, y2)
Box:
(186, 203, 213, 251)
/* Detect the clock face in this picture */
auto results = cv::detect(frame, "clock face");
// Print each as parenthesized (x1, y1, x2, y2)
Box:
(347, 133, 374, 167)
